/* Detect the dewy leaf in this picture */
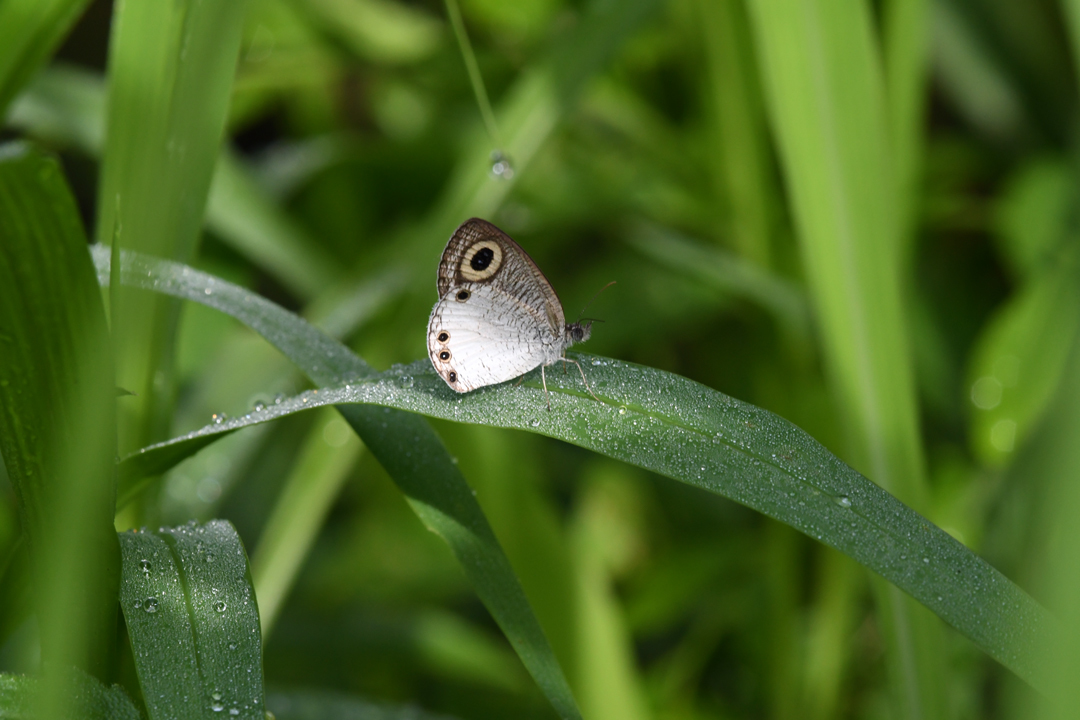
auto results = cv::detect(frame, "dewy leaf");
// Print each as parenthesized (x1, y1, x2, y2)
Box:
(98, 246, 1060, 692)
(118, 520, 264, 720)
(94, 246, 584, 720)
(0, 669, 141, 720)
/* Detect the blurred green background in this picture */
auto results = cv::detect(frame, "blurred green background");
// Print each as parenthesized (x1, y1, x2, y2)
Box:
(3, 0, 1080, 717)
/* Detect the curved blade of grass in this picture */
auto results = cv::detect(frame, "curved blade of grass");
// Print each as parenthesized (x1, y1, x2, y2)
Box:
(206, 151, 342, 301)
(6, 66, 341, 301)
(0, 0, 90, 116)
(93, 246, 583, 720)
(100, 246, 1059, 692)
(625, 223, 810, 340)
(118, 520, 264, 720)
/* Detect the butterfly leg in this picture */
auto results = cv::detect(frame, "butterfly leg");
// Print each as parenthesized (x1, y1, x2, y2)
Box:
(559, 357, 601, 403)
(541, 365, 551, 411)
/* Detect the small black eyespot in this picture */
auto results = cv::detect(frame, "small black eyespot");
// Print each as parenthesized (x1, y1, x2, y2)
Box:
(448, 371, 457, 382)
(437, 331, 449, 342)
(471, 246, 495, 271)
(456, 290, 470, 301)
(439, 351, 450, 361)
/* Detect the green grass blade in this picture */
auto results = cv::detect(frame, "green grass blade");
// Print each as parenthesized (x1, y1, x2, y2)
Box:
(747, 1, 944, 715)
(421, 0, 663, 243)
(695, 0, 778, 268)
(882, 0, 929, 260)
(966, 252, 1080, 466)
(266, 690, 463, 719)
(250, 409, 363, 635)
(118, 520, 264, 719)
(1015, 322, 1080, 716)
(4, 64, 104, 153)
(1063, 0, 1080, 85)
(207, 152, 343, 300)
(93, 246, 583, 720)
(625, 224, 810, 340)
(0, 670, 140, 720)
(6, 66, 340, 302)
(0, 0, 90, 116)
(96, 0, 248, 453)
(97, 246, 1058, 692)
(0, 144, 119, 689)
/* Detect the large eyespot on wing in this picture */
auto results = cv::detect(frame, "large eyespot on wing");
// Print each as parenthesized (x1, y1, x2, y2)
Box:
(437, 218, 514, 296)
(458, 240, 503, 283)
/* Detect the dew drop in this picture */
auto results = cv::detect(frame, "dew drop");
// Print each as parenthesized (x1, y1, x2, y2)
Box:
(211, 412, 227, 425)
(490, 150, 514, 179)
(399, 375, 415, 389)
(252, 400, 266, 412)
(618, 406, 627, 415)
(214, 600, 227, 613)
(142, 597, 159, 613)
(834, 496, 852, 508)
(139, 559, 152, 574)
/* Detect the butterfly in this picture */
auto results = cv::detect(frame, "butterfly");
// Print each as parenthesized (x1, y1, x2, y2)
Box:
(427, 218, 599, 407)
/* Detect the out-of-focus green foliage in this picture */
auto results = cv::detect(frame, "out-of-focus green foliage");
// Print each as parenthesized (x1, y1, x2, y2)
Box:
(0, 144, 118, 714)
(3, 0, 1080, 717)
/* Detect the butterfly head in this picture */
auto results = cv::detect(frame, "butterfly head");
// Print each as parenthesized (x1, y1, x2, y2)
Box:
(565, 321, 592, 347)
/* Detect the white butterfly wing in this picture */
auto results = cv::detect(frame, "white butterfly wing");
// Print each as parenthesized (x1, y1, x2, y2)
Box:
(428, 283, 556, 392)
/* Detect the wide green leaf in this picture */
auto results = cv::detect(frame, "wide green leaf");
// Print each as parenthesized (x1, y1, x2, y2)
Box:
(94, 247, 582, 720)
(118, 520, 264, 720)
(0, 143, 118, 686)
(97, 246, 1058, 692)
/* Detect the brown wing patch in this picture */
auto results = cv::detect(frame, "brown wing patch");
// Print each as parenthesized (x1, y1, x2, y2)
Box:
(437, 218, 513, 296)
(458, 240, 504, 282)
(435, 217, 566, 340)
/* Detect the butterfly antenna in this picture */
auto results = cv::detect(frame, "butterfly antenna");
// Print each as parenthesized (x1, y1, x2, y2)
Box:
(576, 281, 616, 322)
